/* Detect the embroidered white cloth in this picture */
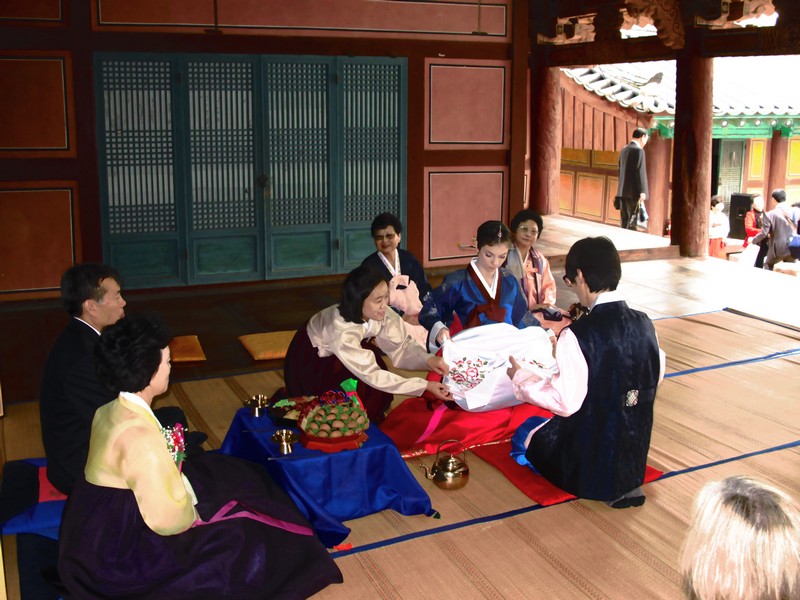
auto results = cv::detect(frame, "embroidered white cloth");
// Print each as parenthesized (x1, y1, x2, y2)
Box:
(442, 323, 557, 412)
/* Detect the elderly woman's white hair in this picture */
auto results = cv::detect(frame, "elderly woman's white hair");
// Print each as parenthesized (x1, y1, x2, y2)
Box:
(681, 475, 800, 600)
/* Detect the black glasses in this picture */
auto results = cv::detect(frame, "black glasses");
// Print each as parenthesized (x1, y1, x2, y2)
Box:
(562, 274, 573, 287)
(374, 233, 396, 242)
(517, 226, 539, 234)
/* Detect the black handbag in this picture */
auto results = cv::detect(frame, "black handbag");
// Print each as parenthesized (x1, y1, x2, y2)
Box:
(613, 196, 621, 210)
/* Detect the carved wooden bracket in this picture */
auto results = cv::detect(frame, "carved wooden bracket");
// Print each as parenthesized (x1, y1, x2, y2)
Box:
(536, 15, 596, 45)
(625, 0, 686, 48)
(694, 1, 776, 28)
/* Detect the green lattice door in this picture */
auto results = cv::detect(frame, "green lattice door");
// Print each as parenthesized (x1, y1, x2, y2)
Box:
(264, 57, 407, 277)
(96, 54, 406, 288)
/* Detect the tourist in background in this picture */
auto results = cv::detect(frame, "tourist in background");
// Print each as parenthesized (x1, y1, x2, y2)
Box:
(708, 196, 729, 259)
(752, 189, 798, 270)
(744, 194, 768, 268)
(615, 127, 649, 230)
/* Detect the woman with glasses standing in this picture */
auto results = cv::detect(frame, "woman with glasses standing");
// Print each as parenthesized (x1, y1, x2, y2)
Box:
(361, 213, 432, 346)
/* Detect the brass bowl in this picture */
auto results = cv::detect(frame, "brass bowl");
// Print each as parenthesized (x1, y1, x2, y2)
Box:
(246, 394, 270, 417)
(271, 429, 299, 454)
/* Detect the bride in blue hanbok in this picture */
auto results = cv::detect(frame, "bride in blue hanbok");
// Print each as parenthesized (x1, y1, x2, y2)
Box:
(419, 220, 535, 352)
(417, 221, 555, 412)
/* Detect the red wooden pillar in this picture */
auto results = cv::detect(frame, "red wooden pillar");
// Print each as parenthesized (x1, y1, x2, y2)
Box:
(766, 130, 788, 210)
(644, 131, 671, 237)
(528, 52, 561, 216)
(670, 46, 714, 257)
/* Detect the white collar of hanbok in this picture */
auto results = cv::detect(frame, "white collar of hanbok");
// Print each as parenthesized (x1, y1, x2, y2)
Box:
(377, 250, 400, 277)
(515, 245, 532, 263)
(469, 258, 498, 299)
(120, 391, 161, 427)
(590, 290, 623, 310)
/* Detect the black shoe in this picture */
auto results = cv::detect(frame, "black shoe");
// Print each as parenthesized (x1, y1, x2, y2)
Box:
(606, 487, 646, 509)
(608, 495, 646, 509)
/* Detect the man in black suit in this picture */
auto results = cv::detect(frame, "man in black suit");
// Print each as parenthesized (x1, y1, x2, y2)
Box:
(40, 264, 127, 495)
(615, 127, 649, 230)
(40, 264, 203, 496)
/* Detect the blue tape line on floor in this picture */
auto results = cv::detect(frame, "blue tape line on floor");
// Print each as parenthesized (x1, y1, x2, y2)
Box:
(657, 439, 800, 480)
(665, 347, 800, 378)
(332, 440, 800, 559)
(331, 503, 554, 558)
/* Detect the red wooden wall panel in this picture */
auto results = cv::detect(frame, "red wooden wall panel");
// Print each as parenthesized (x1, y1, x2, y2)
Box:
(0, 53, 75, 157)
(0, 0, 61, 21)
(0, 183, 78, 293)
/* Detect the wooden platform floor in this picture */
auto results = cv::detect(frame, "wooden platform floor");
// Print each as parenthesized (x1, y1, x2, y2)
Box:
(0, 217, 800, 598)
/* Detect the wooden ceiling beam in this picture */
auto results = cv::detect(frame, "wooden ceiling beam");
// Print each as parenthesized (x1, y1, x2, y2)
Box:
(698, 25, 800, 57)
(533, 0, 800, 67)
(536, 0, 798, 68)
(541, 36, 675, 68)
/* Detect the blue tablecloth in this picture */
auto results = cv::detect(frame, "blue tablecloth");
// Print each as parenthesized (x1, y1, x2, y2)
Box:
(219, 408, 434, 547)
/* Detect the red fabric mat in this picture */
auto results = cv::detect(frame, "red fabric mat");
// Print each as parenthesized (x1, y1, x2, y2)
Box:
(472, 441, 664, 506)
(379, 397, 553, 458)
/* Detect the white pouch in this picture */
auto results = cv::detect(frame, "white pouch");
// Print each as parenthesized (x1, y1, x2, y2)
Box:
(442, 323, 556, 412)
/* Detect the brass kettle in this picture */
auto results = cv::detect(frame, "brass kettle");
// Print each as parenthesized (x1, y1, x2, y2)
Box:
(419, 439, 469, 490)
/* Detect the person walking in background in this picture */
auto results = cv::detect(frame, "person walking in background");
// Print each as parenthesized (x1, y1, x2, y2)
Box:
(615, 127, 649, 230)
(744, 194, 768, 268)
(752, 189, 798, 271)
(708, 196, 730, 259)
(681, 475, 800, 600)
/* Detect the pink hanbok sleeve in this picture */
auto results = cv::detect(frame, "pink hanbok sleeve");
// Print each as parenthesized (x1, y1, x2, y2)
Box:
(538, 256, 557, 306)
(510, 329, 588, 416)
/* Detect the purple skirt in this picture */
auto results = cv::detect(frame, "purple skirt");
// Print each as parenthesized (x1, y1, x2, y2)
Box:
(283, 325, 393, 423)
(58, 453, 342, 599)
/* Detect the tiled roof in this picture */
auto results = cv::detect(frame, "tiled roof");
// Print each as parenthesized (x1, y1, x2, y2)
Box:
(563, 55, 800, 117)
